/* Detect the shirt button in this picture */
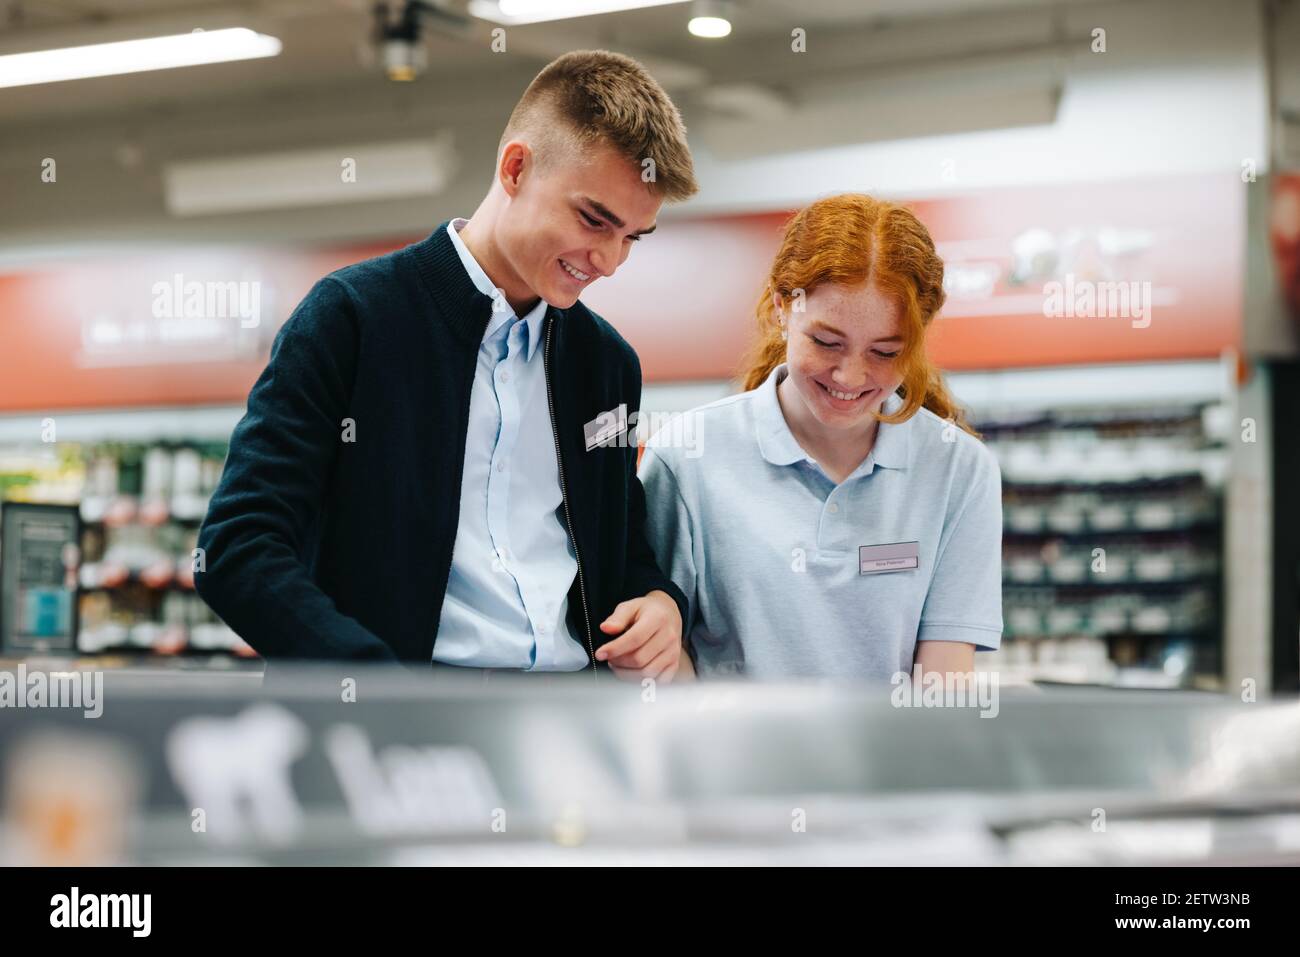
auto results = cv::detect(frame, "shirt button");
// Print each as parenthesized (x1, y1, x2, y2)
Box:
(538, 624, 548, 634)
(497, 461, 506, 472)
(500, 370, 510, 382)
(828, 503, 839, 514)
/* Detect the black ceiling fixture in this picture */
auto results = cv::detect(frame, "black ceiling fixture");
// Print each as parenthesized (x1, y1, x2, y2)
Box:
(370, 0, 468, 82)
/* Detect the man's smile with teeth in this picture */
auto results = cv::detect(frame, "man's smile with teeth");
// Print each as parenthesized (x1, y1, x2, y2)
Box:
(560, 259, 590, 281)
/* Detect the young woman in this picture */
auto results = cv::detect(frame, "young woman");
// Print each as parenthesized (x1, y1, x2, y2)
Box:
(638, 194, 1002, 680)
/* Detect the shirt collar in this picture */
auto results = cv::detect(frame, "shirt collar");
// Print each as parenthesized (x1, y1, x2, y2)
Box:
(446, 218, 547, 361)
(753, 363, 912, 473)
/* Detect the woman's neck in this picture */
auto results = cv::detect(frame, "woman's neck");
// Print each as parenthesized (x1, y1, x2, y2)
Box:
(776, 371, 880, 483)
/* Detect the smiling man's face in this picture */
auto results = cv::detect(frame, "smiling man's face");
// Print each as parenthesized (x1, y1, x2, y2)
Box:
(497, 140, 663, 309)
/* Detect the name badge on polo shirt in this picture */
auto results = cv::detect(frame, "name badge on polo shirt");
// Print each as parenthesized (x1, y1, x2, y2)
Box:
(859, 541, 920, 575)
(584, 403, 628, 451)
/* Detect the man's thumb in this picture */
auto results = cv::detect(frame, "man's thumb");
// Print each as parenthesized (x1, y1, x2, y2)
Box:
(600, 600, 638, 633)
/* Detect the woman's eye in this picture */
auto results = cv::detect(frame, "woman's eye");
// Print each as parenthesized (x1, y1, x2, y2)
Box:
(811, 336, 839, 349)
(874, 350, 899, 359)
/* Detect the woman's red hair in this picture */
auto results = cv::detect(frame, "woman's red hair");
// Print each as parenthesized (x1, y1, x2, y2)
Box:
(741, 193, 976, 435)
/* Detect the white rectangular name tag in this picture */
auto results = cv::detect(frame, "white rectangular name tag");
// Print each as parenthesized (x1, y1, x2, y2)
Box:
(584, 403, 627, 451)
(859, 541, 920, 575)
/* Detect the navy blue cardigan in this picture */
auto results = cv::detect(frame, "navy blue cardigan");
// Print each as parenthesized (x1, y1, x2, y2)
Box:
(195, 222, 687, 670)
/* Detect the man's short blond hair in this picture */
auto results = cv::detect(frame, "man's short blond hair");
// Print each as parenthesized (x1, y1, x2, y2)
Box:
(500, 50, 698, 203)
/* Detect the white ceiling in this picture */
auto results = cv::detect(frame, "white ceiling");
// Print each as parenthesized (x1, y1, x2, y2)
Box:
(0, 0, 1287, 250)
(0, 0, 1115, 125)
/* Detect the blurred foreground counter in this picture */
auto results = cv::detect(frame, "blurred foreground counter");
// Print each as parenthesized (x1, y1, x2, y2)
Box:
(0, 653, 264, 691)
(1, 663, 1298, 866)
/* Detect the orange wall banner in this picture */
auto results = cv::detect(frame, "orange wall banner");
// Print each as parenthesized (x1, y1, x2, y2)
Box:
(1271, 173, 1300, 323)
(0, 173, 1243, 412)
(916, 173, 1243, 370)
(0, 243, 399, 412)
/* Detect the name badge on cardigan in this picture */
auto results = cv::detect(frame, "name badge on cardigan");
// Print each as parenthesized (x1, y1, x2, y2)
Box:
(859, 541, 920, 574)
(584, 404, 628, 451)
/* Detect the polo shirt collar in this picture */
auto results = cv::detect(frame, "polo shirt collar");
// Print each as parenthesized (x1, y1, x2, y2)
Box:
(868, 391, 911, 470)
(754, 363, 912, 472)
(446, 218, 547, 361)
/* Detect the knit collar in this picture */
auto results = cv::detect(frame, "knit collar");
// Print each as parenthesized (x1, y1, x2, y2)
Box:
(446, 218, 548, 361)
(410, 219, 566, 349)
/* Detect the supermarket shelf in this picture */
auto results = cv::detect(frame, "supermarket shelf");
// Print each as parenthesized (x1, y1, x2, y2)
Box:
(948, 358, 1231, 413)
(0, 404, 244, 444)
(1003, 522, 1219, 539)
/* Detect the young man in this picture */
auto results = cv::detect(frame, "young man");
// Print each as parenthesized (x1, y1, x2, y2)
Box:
(195, 51, 696, 682)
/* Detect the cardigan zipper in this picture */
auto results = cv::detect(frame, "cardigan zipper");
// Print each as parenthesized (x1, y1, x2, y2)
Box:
(543, 319, 598, 679)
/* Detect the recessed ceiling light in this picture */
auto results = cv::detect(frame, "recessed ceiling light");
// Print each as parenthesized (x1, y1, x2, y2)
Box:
(468, 0, 689, 26)
(688, 0, 732, 38)
(0, 27, 282, 89)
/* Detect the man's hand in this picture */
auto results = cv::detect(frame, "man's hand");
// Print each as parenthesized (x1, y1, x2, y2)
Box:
(595, 590, 685, 683)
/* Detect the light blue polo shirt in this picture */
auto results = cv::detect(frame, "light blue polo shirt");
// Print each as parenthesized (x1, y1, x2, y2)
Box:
(639, 363, 1003, 680)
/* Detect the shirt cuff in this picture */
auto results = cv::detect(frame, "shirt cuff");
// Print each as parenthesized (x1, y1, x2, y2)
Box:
(917, 621, 1003, 651)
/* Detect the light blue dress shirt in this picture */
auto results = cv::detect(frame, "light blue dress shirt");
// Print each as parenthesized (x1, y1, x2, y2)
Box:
(639, 362, 1003, 680)
(433, 218, 588, 670)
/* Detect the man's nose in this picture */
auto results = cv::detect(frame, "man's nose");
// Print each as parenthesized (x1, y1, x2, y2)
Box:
(588, 236, 622, 278)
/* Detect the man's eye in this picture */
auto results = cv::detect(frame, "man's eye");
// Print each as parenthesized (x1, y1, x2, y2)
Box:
(580, 211, 602, 228)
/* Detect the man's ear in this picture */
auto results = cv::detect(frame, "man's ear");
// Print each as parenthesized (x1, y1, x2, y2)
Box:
(498, 140, 531, 198)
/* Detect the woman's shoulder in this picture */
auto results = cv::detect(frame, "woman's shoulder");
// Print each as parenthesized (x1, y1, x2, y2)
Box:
(641, 387, 761, 473)
(907, 403, 1001, 482)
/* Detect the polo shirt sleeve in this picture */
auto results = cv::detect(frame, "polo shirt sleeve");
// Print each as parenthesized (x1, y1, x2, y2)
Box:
(916, 443, 1004, 651)
(637, 447, 699, 642)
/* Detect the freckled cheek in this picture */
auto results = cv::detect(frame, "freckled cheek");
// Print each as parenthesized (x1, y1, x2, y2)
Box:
(783, 350, 830, 407)
(788, 343, 833, 382)
(875, 361, 905, 393)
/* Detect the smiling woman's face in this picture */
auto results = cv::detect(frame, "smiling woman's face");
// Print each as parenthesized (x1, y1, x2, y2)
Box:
(498, 139, 662, 309)
(780, 281, 908, 432)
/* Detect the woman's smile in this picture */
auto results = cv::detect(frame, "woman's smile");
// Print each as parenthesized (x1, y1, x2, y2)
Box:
(815, 378, 876, 412)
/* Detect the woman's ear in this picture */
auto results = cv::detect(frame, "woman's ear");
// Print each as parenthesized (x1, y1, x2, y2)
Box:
(771, 290, 788, 339)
